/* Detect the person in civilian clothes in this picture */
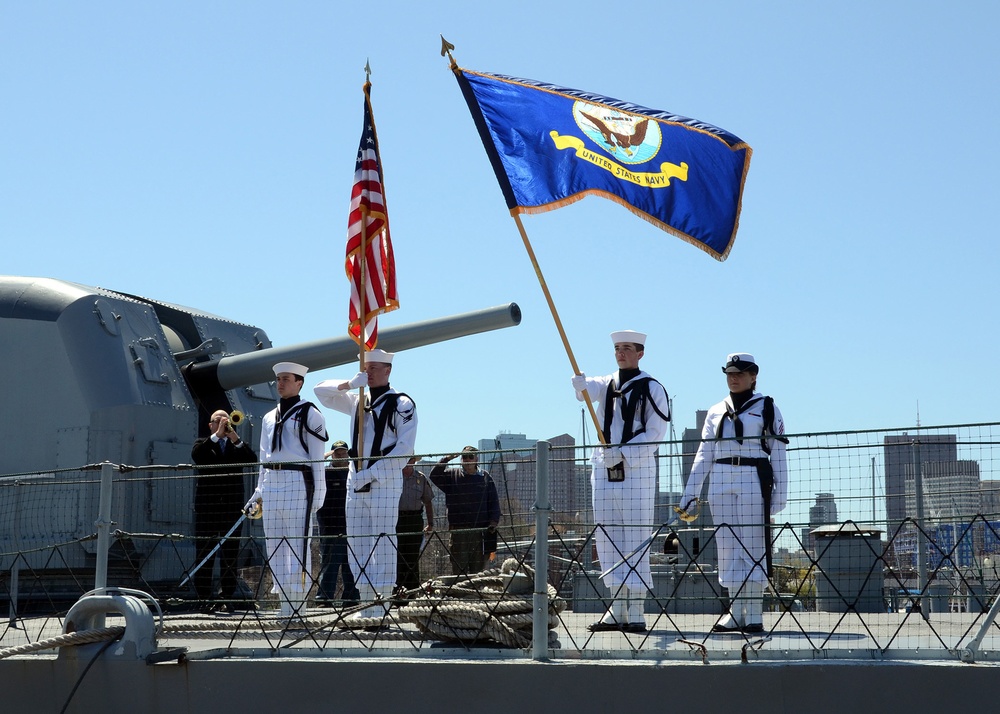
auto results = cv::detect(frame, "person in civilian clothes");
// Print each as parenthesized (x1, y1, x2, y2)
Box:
(395, 457, 434, 594)
(313, 349, 417, 621)
(245, 362, 327, 620)
(676, 352, 788, 635)
(315, 440, 361, 606)
(191, 409, 257, 612)
(429, 446, 501, 577)
(572, 330, 670, 634)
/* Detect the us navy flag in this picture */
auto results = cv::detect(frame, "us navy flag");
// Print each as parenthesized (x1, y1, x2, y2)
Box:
(454, 68, 752, 261)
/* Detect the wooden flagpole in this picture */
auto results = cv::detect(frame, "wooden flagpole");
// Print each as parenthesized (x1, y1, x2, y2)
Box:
(356, 204, 369, 470)
(511, 212, 606, 445)
(354, 67, 373, 471)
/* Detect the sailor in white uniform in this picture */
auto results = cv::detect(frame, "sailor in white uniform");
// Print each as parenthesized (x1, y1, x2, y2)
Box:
(572, 330, 670, 633)
(314, 349, 417, 620)
(246, 362, 328, 620)
(677, 352, 788, 634)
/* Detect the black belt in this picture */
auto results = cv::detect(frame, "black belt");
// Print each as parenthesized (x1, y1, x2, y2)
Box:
(399, 509, 423, 515)
(715, 457, 769, 467)
(264, 462, 312, 473)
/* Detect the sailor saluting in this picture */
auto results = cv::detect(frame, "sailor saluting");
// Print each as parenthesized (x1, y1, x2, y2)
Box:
(314, 348, 418, 621)
(676, 352, 788, 634)
(246, 361, 328, 620)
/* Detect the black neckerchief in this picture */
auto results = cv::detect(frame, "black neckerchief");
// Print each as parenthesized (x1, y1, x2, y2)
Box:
(603, 368, 643, 444)
(354, 384, 393, 466)
(725, 389, 760, 444)
(273, 396, 303, 451)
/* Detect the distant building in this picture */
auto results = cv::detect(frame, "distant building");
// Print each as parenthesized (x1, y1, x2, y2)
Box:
(883, 433, 985, 570)
(802, 493, 839, 553)
(980, 481, 1000, 518)
(478, 432, 591, 524)
(883, 434, 958, 526)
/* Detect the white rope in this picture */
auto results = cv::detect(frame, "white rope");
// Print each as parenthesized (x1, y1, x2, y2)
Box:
(0, 627, 125, 660)
(0, 560, 564, 654)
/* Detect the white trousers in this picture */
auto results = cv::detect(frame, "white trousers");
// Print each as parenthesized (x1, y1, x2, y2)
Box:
(346, 472, 402, 596)
(708, 464, 769, 589)
(262, 470, 313, 598)
(591, 462, 654, 591)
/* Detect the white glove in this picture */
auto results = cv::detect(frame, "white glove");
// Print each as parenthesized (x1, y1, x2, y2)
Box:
(243, 495, 262, 518)
(603, 446, 622, 466)
(571, 374, 587, 393)
(347, 372, 368, 389)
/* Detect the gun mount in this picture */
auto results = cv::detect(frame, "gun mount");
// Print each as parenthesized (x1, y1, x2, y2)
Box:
(0, 276, 520, 597)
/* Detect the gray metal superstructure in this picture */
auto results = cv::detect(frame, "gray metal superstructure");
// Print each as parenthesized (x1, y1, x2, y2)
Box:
(0, 275, 520, 591)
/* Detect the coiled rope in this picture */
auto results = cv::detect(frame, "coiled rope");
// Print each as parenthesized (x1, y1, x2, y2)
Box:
(339, 558, 565, 648)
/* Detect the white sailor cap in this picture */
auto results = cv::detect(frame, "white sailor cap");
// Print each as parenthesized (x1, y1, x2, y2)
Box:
(722, 353, 758, 373)
(360, 348, 394, 364)
(273, 361, 309, 378)
(610, 330, 646, 347)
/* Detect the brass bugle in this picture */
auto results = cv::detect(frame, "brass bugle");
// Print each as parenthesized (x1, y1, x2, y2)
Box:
(228, 410, 245, 429)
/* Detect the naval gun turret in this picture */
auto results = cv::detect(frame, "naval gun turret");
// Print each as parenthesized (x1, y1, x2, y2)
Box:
(0, 276, 520, 597)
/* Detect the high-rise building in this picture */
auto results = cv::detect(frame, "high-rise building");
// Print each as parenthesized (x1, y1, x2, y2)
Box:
(883, 433, 986, 570)
(902, 460, 981, 521)
(883, 434, 958, 526)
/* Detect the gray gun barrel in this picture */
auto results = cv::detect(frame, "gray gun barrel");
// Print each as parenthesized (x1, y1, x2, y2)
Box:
(187, 302, 521, 390)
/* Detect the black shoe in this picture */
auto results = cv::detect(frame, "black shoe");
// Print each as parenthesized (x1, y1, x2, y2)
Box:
(587, 620, 623, 632)
(712, 622, 742, 633)
(314, 599, 335, 608)
(621, 622, 647, 634)
(362, 624, 389, 633)
(742, 623, 765, 634)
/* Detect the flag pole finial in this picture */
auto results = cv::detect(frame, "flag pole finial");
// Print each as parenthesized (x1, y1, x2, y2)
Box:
(364, 59, 371, 85)
(440, 35, 456, 69)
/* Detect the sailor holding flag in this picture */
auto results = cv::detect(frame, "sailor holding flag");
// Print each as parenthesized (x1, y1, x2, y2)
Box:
(314, 349, 417, 621)
(572, 330, 670, 633)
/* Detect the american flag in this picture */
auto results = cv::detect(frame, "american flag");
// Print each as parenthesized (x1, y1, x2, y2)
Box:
(345, 82, 398, 349)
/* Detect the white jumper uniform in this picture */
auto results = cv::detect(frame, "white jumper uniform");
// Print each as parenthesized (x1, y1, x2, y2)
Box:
(678, 392, 787, 590)
(254, 398, 328, 613)
(575, 370, 670, 594)
(314, 382, 417, 599)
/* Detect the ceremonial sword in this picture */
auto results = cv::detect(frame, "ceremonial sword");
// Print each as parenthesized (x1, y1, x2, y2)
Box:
(598, 516, 681, 580)
(179, 512, 248, 588)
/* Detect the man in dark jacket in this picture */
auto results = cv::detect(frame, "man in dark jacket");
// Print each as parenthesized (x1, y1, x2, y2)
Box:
(429, 446, 501, 576)
(191, 409, 257, 611)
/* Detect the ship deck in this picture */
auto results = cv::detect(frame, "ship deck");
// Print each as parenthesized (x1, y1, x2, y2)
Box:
(4, 608, 1000, 713)
(6, 607, 1000, 662)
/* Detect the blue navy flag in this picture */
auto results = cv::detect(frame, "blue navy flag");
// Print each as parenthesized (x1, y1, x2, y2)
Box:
(453, 68, 752, 261)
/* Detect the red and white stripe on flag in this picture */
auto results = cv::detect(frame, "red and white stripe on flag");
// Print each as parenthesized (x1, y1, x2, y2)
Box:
(345, 85, 398, 349)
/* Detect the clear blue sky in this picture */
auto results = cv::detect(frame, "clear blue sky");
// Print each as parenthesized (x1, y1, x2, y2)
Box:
(4, 2, 998, 463)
